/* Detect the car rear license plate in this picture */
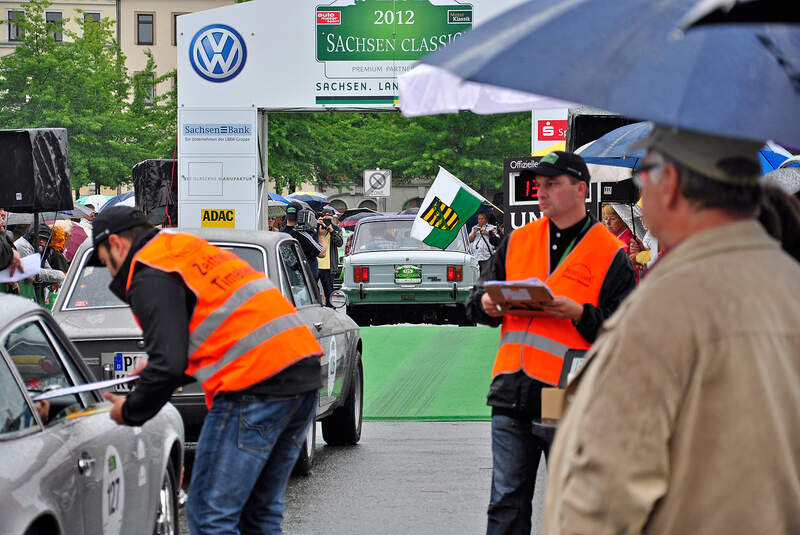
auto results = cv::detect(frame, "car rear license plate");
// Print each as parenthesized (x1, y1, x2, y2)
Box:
(395, 264, 422, 284)
(100, 352, 147, 392)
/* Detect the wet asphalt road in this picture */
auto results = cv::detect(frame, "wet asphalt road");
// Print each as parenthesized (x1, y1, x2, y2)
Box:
(179, 421, 547, 534)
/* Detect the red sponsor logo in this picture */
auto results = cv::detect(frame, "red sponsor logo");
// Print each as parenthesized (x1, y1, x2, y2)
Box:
(317, 11, 341, 25)
(537, 120, 567, 141)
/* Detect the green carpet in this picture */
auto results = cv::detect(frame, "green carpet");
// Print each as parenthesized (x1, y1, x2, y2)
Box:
(361, 326, 499, 421)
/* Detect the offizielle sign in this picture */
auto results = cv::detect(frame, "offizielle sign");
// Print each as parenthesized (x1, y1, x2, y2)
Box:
(503, 157, 598, 231)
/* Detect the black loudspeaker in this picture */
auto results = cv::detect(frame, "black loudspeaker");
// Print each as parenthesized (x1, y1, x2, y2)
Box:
(600, 178, 639, 204)
(133, 159, 177, 226)
(0, 129, 72, 213)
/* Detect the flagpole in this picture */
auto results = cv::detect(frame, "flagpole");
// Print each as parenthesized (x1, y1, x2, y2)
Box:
(483, 199, 505, 214)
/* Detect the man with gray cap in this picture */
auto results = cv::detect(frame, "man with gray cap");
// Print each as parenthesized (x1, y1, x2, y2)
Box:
(543, 126, 800, 533)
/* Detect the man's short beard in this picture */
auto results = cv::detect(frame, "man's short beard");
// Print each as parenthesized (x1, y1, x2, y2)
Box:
(108, 254, 121, 274)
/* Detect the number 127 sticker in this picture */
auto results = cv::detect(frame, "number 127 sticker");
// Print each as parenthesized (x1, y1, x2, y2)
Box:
(103, 445, 125, 535)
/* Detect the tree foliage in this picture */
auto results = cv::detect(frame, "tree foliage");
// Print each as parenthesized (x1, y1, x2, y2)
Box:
(268, 111, 530, 195)
(0, 0, 175, 193)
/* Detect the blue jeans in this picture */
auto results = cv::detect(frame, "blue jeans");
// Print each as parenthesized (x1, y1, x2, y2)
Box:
(487, 413, 549, 535)
(187, 391, 317, 535)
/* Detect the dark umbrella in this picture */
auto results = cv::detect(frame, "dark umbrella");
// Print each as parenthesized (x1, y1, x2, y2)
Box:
(268, 192, 290, 203)
(100, 191, 136, 213)
(422, 0, 800, 145)
(287, 192, 329, 212)
(340, 211, 380, 231)
(579, 121, 650, 168)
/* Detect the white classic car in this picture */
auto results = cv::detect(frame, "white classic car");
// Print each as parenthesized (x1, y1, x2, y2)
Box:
(338, 215, 479, 325)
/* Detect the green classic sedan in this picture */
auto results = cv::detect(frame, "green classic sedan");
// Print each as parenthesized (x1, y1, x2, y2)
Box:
(338, 215, 479, 325)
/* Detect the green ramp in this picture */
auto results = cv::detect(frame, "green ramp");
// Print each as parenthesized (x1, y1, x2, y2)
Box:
(361, 326, 499, 420)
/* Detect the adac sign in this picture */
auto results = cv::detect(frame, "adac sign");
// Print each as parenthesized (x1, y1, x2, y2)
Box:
(201, 208, 236, 228)
(190, 24, 247, 83)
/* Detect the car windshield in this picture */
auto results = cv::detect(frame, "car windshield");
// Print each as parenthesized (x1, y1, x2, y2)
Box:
(352, 220, 467, 253)
(63, 244, 267, 310)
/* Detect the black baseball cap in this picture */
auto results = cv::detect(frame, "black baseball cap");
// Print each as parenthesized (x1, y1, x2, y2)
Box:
(532, 151, 591, 183)
(87, 206, 150, 266)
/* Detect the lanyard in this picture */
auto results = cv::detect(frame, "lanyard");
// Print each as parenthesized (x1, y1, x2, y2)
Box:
(555, 218, 593, 269)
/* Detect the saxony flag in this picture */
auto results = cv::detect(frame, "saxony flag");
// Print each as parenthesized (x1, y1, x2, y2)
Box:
(411, 167, 485, 249)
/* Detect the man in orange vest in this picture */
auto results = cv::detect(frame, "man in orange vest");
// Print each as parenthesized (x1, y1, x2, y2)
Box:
(466, 151, 637, 535)
(91, 206, 323, 534)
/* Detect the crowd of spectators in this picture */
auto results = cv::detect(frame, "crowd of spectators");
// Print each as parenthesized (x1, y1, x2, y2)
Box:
(0, 206, 95, 308)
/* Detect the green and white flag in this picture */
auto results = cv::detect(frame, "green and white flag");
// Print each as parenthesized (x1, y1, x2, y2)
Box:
(411, 167, 485, 249)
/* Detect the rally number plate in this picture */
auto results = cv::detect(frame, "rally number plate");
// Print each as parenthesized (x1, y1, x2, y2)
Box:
(394, 264, 422, 285)
(100, 352, 148, 392)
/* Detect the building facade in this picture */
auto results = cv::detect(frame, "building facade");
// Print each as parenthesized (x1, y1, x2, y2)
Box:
(118, 0, 234, 97)
(0, 0, 117, 58)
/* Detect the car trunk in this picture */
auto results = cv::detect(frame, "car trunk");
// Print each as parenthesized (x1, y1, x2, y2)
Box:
(347, 250, 472, 288)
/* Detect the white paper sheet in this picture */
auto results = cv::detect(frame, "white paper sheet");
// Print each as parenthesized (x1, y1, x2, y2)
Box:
(32, 376, 140, 402)
(0, 253, 43, 283)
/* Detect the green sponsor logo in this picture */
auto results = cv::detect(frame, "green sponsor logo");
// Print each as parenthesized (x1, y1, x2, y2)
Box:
(540, 152, 559, 165)
(316, 0, 473, 62)
(108, 455, 117, 471)
(447, 10, 472, 24)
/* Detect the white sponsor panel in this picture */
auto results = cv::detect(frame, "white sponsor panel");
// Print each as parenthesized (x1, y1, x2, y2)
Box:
(178, 108, 258, 229)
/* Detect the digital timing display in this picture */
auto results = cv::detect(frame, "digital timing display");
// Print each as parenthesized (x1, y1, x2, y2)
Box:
(513, 173, 539, 202)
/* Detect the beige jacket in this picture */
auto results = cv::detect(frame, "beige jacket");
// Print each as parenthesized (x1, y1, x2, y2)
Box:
(544, 220, 800, 534)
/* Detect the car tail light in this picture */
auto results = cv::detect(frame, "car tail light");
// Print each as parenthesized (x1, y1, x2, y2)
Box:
(354, 266, 369, 282)
(447, 265, 463, 282)
(345, 233, 353, 255)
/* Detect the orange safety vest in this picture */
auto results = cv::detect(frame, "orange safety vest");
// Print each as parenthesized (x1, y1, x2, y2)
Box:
(493, 218, 622, 385)
(126, 232, 322, 408)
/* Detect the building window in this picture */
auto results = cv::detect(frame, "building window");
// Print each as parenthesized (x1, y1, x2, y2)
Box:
(84, 12, 101, 23)
(135, 72, 155, 105)
(330, 199, 348, 212)
(8, 10, 24, 42)
(45, 11, 62, 42)
(358, 199, 378, 211)
(136, 13, 154, 45)
(402, 197, 424, 211)
(172, 12, 187, 46)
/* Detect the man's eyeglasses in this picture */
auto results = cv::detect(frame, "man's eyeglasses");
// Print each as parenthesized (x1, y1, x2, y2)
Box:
(632, 163, 661, 188)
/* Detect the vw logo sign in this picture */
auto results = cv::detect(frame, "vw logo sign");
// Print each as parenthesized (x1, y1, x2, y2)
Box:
(189, 24, 247, 83)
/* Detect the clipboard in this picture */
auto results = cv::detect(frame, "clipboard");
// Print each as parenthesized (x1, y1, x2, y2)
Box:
(483, 278, 554, 316)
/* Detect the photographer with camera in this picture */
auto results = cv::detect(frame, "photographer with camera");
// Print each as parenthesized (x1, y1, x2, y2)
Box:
(281, 201, 328, 280)
(317, 207, 343, 307)
(468, 211, 501, 274)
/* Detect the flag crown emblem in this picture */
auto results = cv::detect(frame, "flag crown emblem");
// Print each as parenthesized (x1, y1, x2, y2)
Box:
(421, 196, 459, 231)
